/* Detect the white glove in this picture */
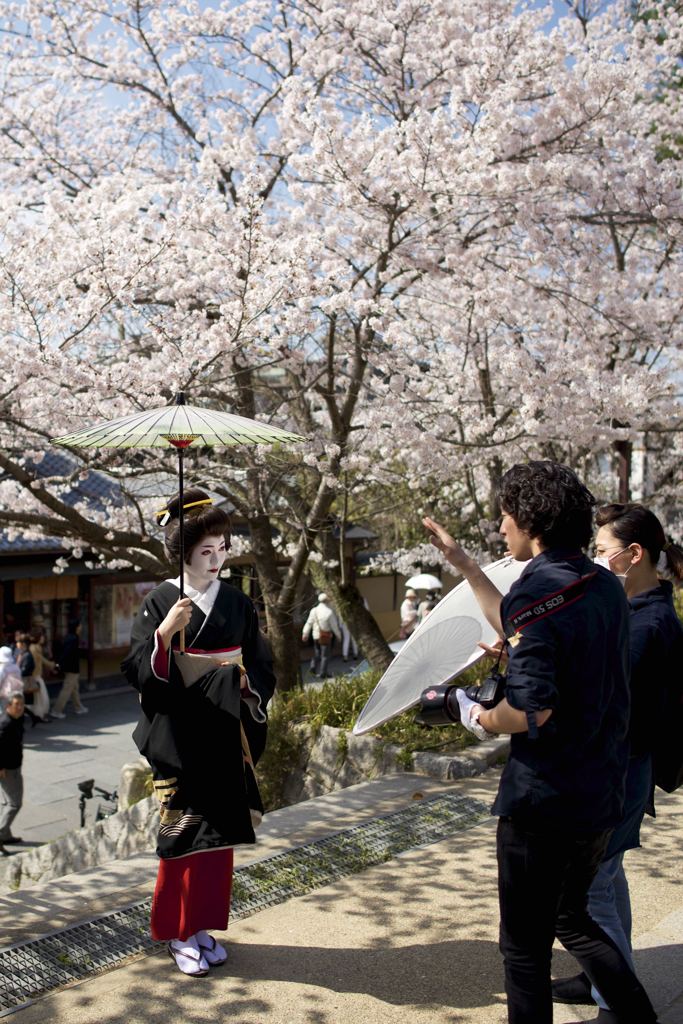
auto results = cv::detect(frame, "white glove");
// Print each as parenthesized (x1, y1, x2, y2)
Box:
(455, 689, 493, 741)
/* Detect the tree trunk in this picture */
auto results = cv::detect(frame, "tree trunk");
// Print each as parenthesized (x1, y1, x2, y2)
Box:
(246, 510, 302, 692)
(264, 602, 303, 693)
(614, 440, 632, 503)
(487, 455, 505, 556)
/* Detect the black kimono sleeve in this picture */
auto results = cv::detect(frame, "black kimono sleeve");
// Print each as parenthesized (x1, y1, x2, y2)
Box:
(237, 600, 275, 765)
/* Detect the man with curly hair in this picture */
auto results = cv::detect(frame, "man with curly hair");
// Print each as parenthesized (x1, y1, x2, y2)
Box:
(424, 461, 658, 1024)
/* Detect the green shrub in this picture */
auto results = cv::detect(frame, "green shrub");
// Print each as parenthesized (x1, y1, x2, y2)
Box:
(394, 747, 414, 770)
(673, 584, 683, 625)
(255, 695, 308, 812)
(256, 660, 491, 810)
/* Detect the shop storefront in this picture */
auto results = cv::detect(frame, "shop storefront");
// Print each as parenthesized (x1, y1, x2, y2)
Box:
(0, 554, 160, 684)
(87, 575, 158, 678)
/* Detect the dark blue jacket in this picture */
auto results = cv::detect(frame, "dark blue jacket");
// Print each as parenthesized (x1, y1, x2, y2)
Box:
(0, 711, 24, 769)
(59, 633, 81, 674)
(492, 549, 631, 832)
(17, 650, 35, 679)
(628, 580, 683, 758)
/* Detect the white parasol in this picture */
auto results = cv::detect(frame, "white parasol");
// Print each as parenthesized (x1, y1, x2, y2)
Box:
(405, 573, 443, 590)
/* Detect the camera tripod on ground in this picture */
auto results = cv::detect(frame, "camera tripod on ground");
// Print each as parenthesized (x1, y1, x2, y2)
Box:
(77, 778, 118, 827)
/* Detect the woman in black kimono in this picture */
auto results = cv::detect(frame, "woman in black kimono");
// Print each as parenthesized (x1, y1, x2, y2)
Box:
(122, 489, 276, 976)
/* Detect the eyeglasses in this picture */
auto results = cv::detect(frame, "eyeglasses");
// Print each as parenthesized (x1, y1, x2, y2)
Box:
(593, 545, 629, 558)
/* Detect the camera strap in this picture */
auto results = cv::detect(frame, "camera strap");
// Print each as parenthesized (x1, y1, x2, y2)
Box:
(504, 570, 598, 739)
(505, 571, 598, 641)
(491, 642, 506, 674)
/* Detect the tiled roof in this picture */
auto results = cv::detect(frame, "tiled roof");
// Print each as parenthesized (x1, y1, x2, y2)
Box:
(0, 535, 63, 554)
(0, 450, 123, 554)
(34, 449, 122, 508)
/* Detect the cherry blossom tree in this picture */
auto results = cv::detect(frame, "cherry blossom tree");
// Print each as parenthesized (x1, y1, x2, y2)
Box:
(0, 0, 681, 688)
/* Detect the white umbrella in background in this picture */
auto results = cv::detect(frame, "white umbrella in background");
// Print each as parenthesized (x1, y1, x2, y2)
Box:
(405, 572, 443, 590)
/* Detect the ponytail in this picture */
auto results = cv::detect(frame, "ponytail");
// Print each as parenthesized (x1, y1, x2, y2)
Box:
(661, 541, 683, 583)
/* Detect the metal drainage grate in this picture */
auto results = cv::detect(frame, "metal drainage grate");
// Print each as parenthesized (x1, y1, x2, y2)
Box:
(230, 791, 488, 915)
(0, 792, 488, 1014)
(0, 903, 153, 1016)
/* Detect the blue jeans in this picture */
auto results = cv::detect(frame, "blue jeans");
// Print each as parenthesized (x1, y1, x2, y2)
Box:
(588, 851, 634, 1008)
(588, 752, 653, 1010)
(310, 641, 330, 678)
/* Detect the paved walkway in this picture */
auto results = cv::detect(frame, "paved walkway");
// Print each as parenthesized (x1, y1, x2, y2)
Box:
(17, 691, 141, 845)
(0, 773, 681, 1024)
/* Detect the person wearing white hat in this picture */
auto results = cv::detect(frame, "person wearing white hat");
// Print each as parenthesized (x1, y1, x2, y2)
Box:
(301, 594, 341, 678)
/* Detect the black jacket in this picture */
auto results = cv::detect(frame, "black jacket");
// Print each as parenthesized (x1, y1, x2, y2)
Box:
(492, 549, 631, 832)
(17, 650, 35, 679)
(0, 712, 24, 769)
(59, 633, 81, 674)
(628, 581, 683, 757)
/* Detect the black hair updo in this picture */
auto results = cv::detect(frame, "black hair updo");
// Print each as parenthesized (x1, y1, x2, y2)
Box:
(156, 487, 231, 565)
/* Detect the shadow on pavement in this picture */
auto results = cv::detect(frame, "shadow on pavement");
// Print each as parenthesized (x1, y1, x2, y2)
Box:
(215, 936, 504, 1007)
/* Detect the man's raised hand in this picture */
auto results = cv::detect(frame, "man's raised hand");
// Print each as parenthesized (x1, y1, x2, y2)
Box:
(422, 516, 474, 574)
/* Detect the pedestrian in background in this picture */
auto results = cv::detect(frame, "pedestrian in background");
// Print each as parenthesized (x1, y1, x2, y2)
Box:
(417, 591, 437, 624)
(399, 588, 418, 638)
(51, 619, 87, 719)
(416, 590, 434, 623)
(0, 692, 26, 855)
(15, 634, 41, 726)
(302, 594, 341, 678)
(0, 649, 21, 703)
(10, 630, 21, 659)
(29, 633, 54, 722)
(341, 594, 369, 661)
(340, 618, 359, 662)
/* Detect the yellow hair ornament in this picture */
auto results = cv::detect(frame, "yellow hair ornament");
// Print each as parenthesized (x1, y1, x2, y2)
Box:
(156, 498, 213, 526)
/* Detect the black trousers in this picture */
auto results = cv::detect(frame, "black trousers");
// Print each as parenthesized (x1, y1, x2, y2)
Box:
(497, 816, 657, 1024)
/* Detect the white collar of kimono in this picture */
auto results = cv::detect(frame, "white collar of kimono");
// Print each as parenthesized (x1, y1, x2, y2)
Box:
(167, 577, 220, 618)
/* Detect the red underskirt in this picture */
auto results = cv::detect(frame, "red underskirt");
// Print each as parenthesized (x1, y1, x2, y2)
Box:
(150, 847, 234, 941)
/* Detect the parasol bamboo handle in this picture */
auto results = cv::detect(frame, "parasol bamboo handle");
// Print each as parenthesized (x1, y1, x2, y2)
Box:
(179, 626, 186, 654)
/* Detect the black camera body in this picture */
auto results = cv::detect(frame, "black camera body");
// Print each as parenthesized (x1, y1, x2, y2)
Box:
(415, 671, 506, 727)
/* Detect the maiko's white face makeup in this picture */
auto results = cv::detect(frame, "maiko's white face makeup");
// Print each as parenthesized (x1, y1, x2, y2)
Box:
(186, 533, 227, 588)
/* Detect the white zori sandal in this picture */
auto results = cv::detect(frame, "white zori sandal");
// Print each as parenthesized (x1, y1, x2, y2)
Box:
(195, 930, 228, 965)
(167, 936, 210, 976)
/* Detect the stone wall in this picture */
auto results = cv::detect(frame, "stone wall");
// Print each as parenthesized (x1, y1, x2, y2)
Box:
(0, 794, 160, 895)
(0, 730, 508, 894)
(282, 724, 509, 805)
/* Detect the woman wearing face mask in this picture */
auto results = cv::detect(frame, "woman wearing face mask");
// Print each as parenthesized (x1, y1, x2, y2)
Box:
(122, 489, 276, 978)
(553, 503, 683, 1019)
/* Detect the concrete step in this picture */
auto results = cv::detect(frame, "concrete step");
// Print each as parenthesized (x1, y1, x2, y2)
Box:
(0, 773, 486, 950)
